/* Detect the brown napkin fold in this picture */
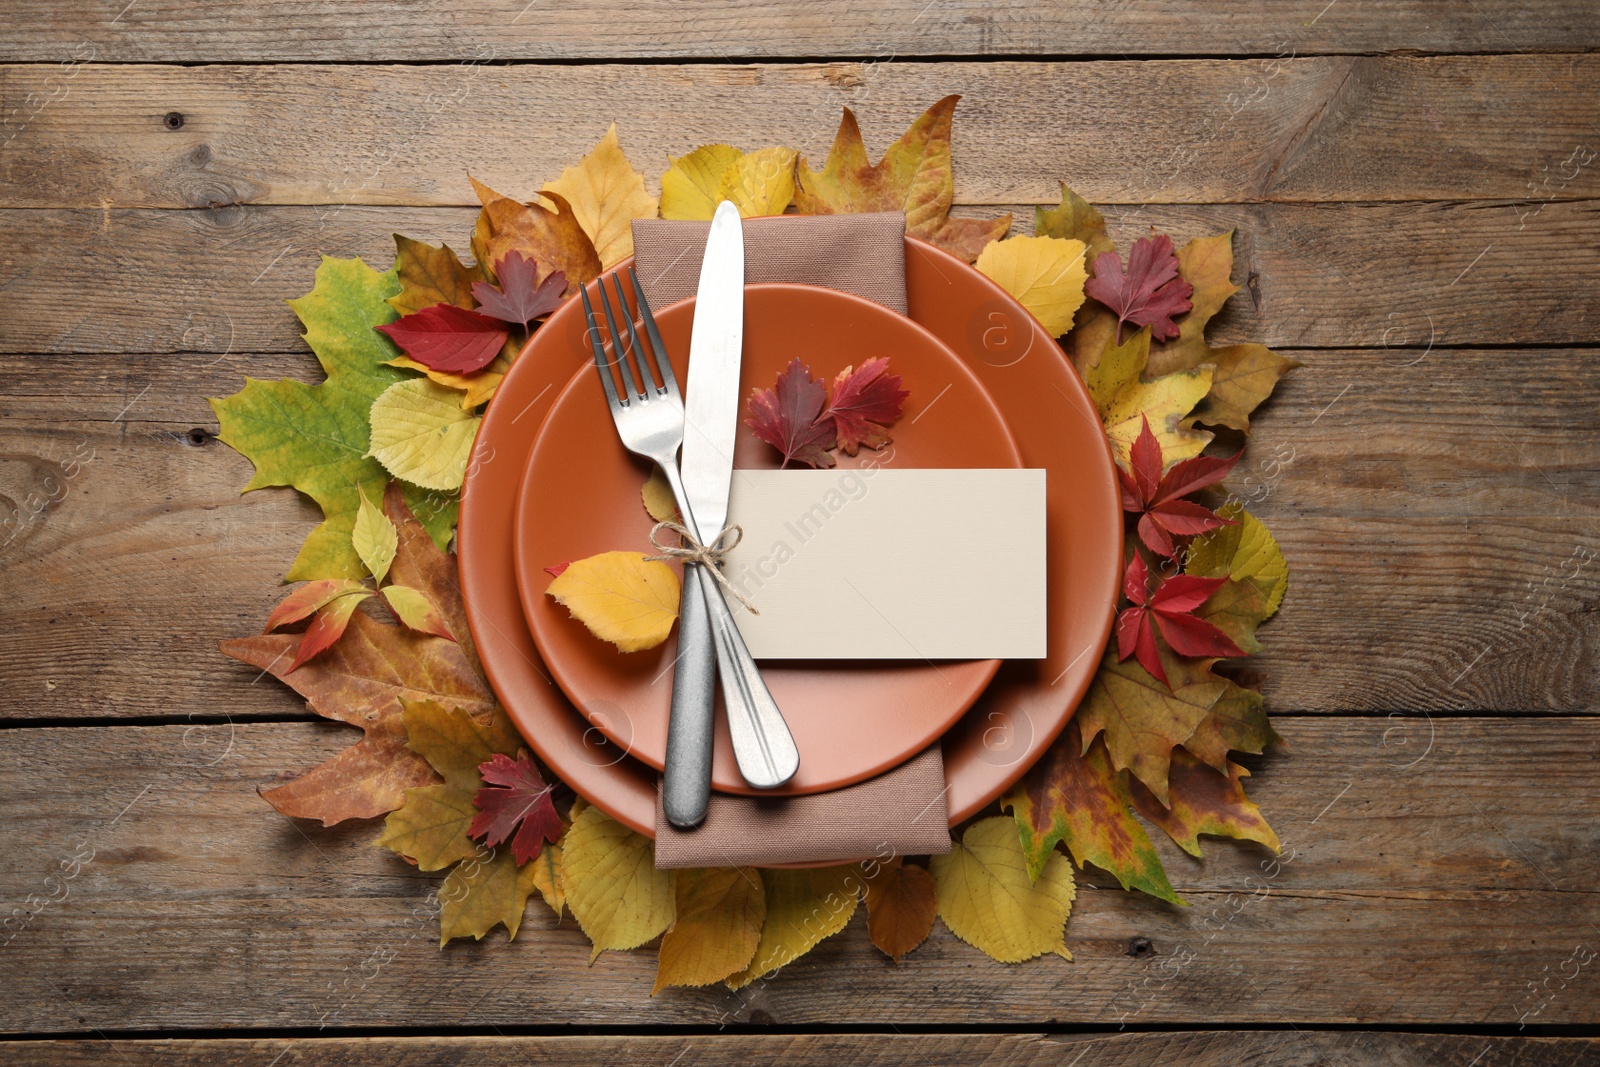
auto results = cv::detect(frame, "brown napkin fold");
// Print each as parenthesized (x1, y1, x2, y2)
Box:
(631, 211, 953, 869)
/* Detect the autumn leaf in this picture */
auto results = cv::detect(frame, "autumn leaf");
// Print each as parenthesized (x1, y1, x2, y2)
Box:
(930, 817, 1075, 964)
(1035, 182, 1114, 263)
(530, 843, 566, 919)
(1182, 675, 1284, 770)
(1186, 502, 1289, 655)
(726, 867, 859, 989)
(641, 469, 677, 522)
(545, 551, 681, 653)
(654, 867, 765, 993)
(376, 698, 523, 872)
(1084, 234, 1194, 345)
(745, 358, 836, 468)
(662, 144, 797, 220)
(286, 587, 373, 672)
(562, 802, 675, 960)
(437, 845, 544, 946)
(1117, 552, 1245, 688)
(210, 255, 453, 580)
(1077, 647, 1226, 805)
(263, 577, 368, 633)
(542, 123, 659, 267)
(1132, 749, 1280, 858)
(1121, 415, 1239, 558)
(470, 176, 601, 295)
(860, 858, 937, 962)
(794, 95, 1011, 263)
(827, 357, 907, 456)
(466, 250, 565, 332)
(223, 491, 491, 825)
(1002, 719, 1182, 905)
(469, 751, 562, 866)
(389, 234, 482, 316)
(379, 584, 454, 641)
(1085, 326, 1213, 466)
(1146, 232, 1298, 432)
(367, 378, 483, 491)
(376, 303, 509, 376)
(975, 235, 1088, 338)
(351, 489, 398, 582)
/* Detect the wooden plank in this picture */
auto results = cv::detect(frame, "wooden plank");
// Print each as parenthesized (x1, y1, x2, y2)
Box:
(4, 57, 1600, 208)
(4, 1033, 1597, 1066)
(3, 1, 1596, 62)
(2, 198, 1596, 355)
(1, 347, 1596, 720)
(1, 718, 1597, 1031)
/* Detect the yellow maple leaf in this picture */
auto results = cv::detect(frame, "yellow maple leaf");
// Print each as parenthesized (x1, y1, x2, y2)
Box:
(542, 123, 659, 269)
(975, 235, 1088, 338)
(726, 866, 859, 989)
(562, 802, 674, 960)
(640, 469, 677, 522)
(1188, 501, 1288, 617)
(437, 844, 544, 946)
(545, 551, 681, 653)
(1077, 649, 1227, 805)
(653, 867, 766, 993)
(367, 378, 483, 491)
(1084, 327, 1213, 466)
(660, 144, 797, 220)
(929, 816, 1075, 964)
(794, 95, 1010, 263)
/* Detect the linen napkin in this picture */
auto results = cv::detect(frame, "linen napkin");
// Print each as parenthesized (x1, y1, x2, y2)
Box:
(631, 212, 953, 868)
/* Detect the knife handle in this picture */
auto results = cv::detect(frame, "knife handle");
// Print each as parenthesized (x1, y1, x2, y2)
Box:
(663, 567, 716, 828)
(695, 564, 800, 790)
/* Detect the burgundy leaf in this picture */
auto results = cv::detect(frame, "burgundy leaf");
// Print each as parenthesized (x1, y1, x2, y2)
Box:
(470, 250, 566, 329)
(468, 751, 562, 866)
(746, 358, 838, 468)
(376, 303, 509, 374)
(1084, 234, 1194, 343)
(826, 357, 908, 455)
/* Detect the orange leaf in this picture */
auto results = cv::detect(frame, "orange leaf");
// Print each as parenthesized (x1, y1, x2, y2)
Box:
(1131, 748, 1281, 858)
(288, 589, 374, 671)
(860, 858, 937, 962)
(222, 488, 492, 825)
(264, 578, 369, 633)
(794, 95, 1010, 263)
(469, 176, 601, 296)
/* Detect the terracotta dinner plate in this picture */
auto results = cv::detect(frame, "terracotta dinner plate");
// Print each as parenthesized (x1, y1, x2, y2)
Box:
(513, 284, 1021, 796)
(459, 237, 1122, 837)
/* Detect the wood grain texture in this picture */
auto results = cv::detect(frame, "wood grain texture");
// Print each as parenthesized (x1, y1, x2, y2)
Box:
(4, 1033, 1598, 1066)
(3, 1, 1597, 62)
(1, 718, 1597, 1032)
(1, 348, 1595, 720)
(4, 56, 1600, 208)
(3, 198, 1596, 356)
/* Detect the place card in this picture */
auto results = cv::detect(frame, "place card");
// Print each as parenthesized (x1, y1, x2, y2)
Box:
(721, 468, 1046, 659)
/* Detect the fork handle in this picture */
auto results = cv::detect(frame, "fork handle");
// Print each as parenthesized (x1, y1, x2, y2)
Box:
(693, 563, 800, 789)
(662, 570, 715, 827)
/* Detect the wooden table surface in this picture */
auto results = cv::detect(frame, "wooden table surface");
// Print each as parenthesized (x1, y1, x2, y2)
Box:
(3, 4, 1599, 1064)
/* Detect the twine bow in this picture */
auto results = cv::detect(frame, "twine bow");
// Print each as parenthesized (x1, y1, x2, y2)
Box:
(645, 520, 759, 615)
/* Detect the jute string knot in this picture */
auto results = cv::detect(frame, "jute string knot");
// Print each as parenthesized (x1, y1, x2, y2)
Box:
(645, 520, 759, 615)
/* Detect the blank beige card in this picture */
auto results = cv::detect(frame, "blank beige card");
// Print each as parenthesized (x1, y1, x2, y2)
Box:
(720, 468, 1047, 659)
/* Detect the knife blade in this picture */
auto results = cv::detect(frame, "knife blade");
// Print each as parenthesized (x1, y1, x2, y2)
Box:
(661, 201, 746, 828)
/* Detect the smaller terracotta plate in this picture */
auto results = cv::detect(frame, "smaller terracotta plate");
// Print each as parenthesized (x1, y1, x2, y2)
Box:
(513, 283, 1022, 796)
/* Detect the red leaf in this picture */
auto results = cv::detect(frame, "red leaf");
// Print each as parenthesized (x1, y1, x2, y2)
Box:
(1150, 572, 1228, 616)
(265, 578, 369, 633)
(469, 751, 562, 865)
(1154, 610, 1248, 660)
(1115, 556, 1241, 689)
(376, 303, 509, 374)
(289, 590, 373, 672)
(1084, 235, 1194, 343)
(1120, 416, 1240, 558)
(827, 357, 908, 455)
(544, 561, 570, 578)
(745, 358, 838, 468)
(470, 250, 566, 329)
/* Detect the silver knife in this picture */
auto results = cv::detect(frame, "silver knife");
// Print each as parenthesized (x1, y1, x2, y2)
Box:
(663, 200, 798, 826)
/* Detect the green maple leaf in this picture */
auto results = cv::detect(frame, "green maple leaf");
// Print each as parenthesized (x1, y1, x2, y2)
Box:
(210, 255, 456, 580)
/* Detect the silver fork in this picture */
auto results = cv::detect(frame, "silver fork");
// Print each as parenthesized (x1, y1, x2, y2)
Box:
(581, 270, 800, 791)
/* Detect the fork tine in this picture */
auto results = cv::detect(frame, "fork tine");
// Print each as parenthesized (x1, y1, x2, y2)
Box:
(596, 279, 645, 400)
(628, 267, 679, 399)
(580, 286, 623, 411)
(609, 273, 659, 395)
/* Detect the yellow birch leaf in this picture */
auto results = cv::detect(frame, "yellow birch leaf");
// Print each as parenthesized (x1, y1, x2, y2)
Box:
(1084, 326, 1213, 466)
(542, 123, 659, 268)
(726, 866, 860, 989)
(437, 844, 542, 946)
(720, 146, 797, 217)
(562, 802, 674, 960)
(641, 469, 677, 522)
(351, 488, 397, 583)
(367, 378, 483, 491)
(930, 816, 1075, 964)
(861, 857, 937, 962)
(661, 144, 744, 220)
(975, 235, 1088, 338)
(653, 867, 766, 993)
(531, 842, 566, 919)
(545, 551, 680, 653)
